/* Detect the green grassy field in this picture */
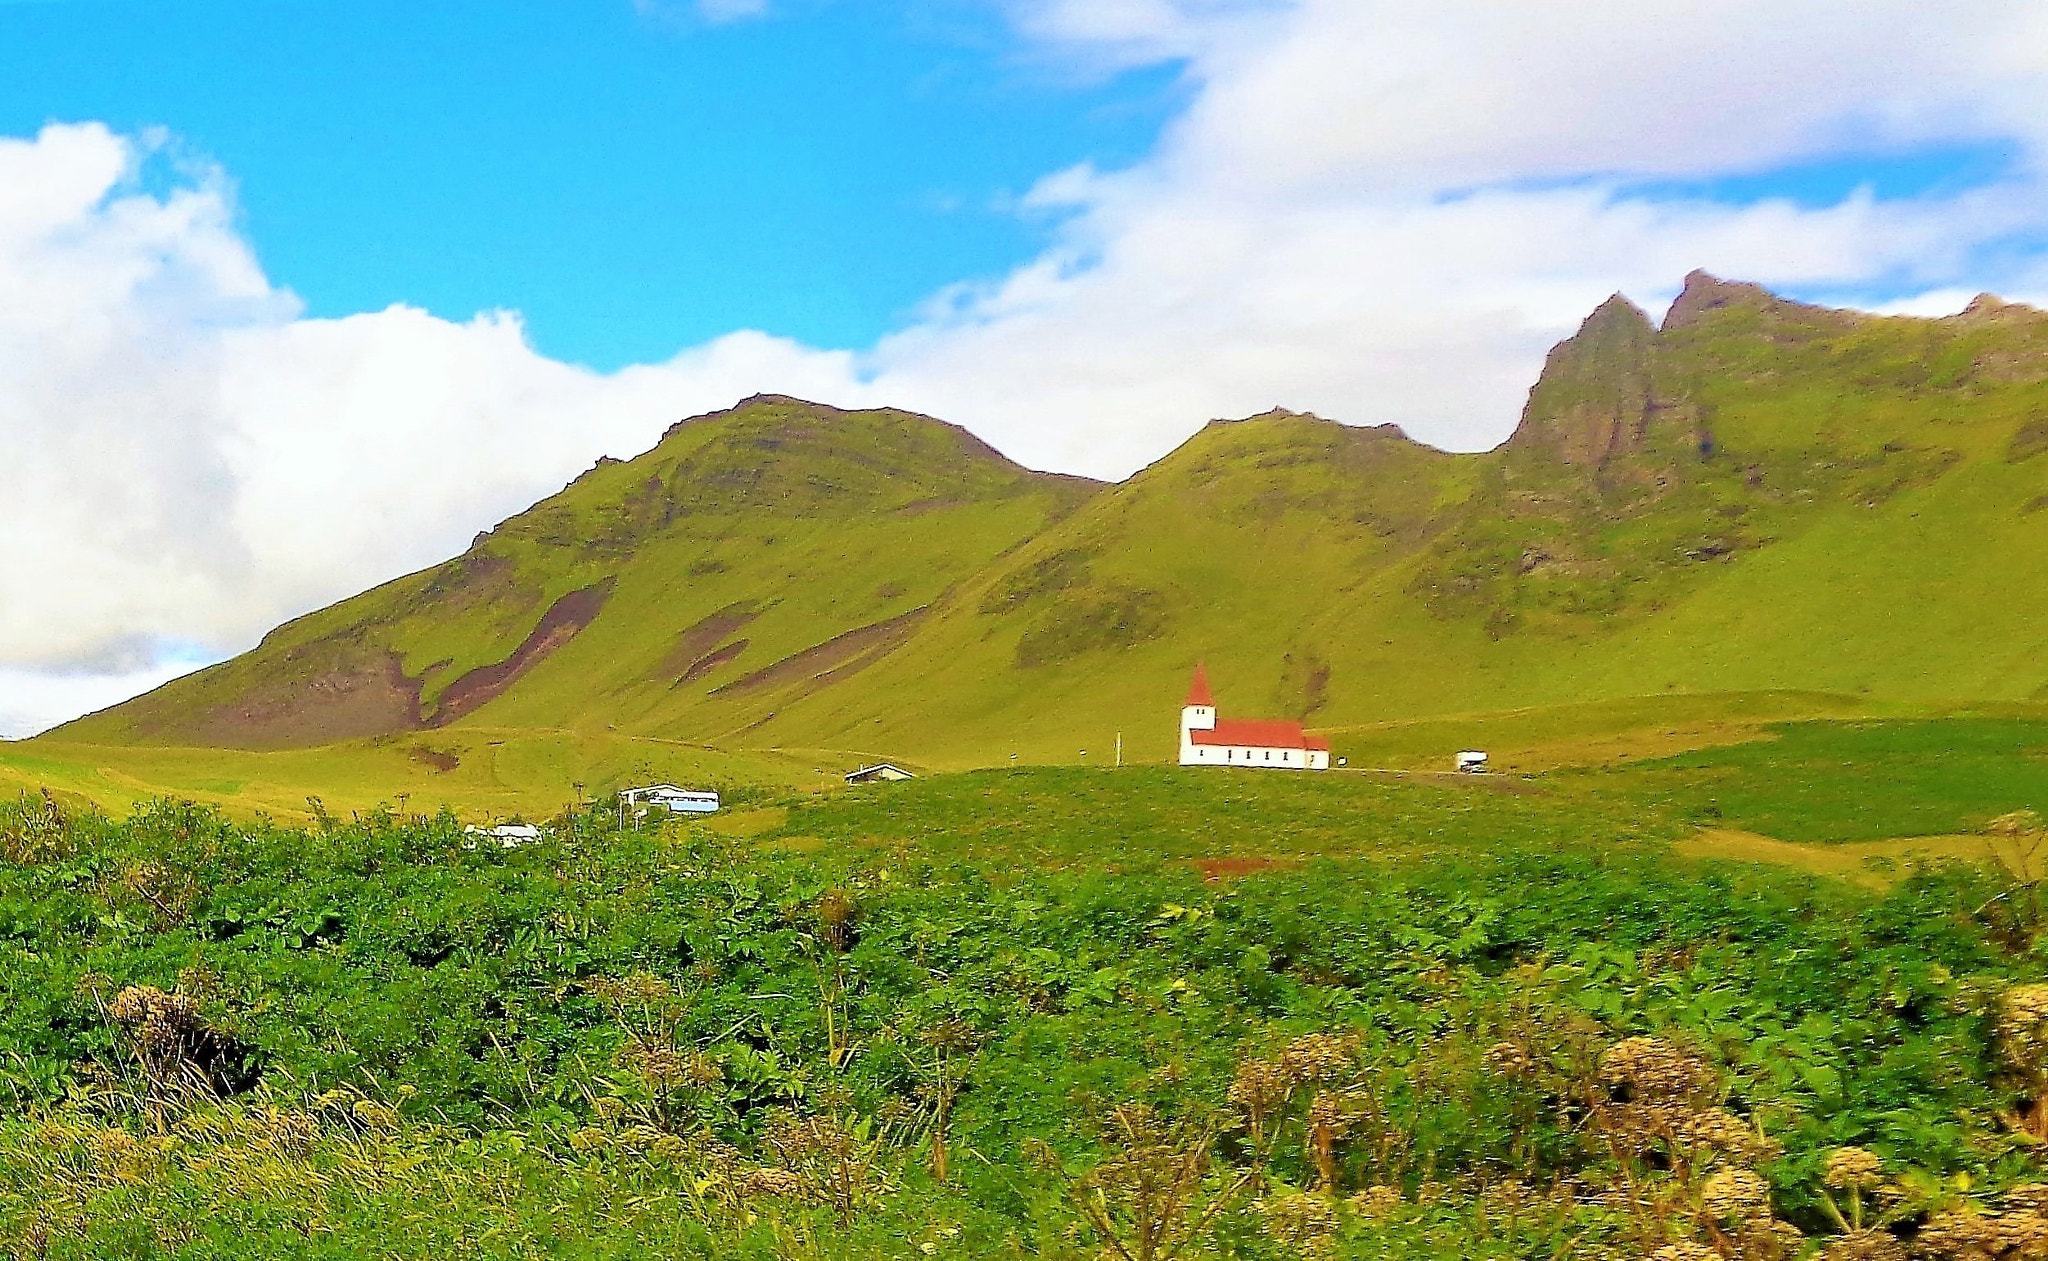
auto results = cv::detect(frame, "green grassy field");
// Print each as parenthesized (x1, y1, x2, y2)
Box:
(744, 764, 1673, 869)
(1595, 715, 2048, 842)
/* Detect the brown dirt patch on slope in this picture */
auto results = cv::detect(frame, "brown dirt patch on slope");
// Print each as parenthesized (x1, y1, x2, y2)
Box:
(185, 645, 424, 750)
(660, 602, 763, 681)
(711, 607, 929, 699)
(430, 581, 614, 726)
(407, 744, 462, 772)
(677, 639, 749, 686)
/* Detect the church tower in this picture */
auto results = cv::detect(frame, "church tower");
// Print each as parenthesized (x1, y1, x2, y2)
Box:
(1179, 663, 1216, 761)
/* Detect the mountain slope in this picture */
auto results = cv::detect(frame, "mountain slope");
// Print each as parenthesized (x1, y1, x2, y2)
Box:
(731, 273, 2048, 763)
(60, 396, 1099, 750)
(43, 274, 2048, 784)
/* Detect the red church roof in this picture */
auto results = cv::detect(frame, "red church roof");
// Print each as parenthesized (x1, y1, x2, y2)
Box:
(1184, 663, 1214, 708)
(1188, 718, 1330, 752)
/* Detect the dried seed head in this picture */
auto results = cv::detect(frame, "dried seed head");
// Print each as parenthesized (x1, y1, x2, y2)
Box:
(619, 1040, 689, 1085)
(1305, 1092, 1347, 1134)
(741, 1166, 806, 1199)
(1672, 1107, 1781, 1162)
(1999, 984, 2048, 1072)
(587, 971, 672, 1008)
(1916, 1207, 2000, 1255)
(1823, 1147, 1886, 1191)
(1599, 1036, 1714, 1101)
(1989, 810, 2046, 839)
(107, 985, 202, 1058)
(1740, 1218, 1804, 1253)
(1228, 1057, 1293, 1119)
(2006, 1184, 2048, 1215)
(817, 888, 859, 952)
(1279, 1034, 1354, 1084)
(684, 1050, 723, 1089)
(1816, 1228, 1906, 1261)
(1700, 1168, 1771, 1221)
(917, 1019, 980, 1055)
(1995, 1210, 2048, 1253)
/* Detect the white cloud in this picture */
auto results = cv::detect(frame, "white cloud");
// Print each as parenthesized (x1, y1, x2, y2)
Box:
(11, 1, 2048, 732)
(835, 0, 2048, 474)
(0, 660, 209, 742)
(0, 124, 867, 731)
(998, 0, 1279, 68)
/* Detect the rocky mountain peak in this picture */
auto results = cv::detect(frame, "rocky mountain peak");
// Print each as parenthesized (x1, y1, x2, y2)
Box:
(1502, 292, 1665, 474)
(1953, 292, 2045, 324)
(1660, 270, 1779, 331)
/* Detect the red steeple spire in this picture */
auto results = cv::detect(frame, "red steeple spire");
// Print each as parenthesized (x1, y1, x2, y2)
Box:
(1185, 662, 1214, 708)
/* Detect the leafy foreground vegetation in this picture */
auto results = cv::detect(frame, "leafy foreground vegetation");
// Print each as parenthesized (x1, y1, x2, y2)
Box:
(8, 775, 2048, 1259)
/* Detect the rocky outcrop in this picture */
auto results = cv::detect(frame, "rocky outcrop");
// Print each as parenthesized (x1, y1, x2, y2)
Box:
(1503, 295, 1707, 489)
(1660, 270, 1781, 331)
(1661, 268, 1866, 336)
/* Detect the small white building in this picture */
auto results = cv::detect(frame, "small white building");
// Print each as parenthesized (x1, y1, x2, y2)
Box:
(845, 763, 916, 785)
(1456, 751, 1489, 774)
(464, 823, 543, 849)
(1177, 664, 1331, 771)
(619, 785, 721, 814)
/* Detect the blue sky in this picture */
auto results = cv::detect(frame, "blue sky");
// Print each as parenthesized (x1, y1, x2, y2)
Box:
(0, 0, 1183, 368)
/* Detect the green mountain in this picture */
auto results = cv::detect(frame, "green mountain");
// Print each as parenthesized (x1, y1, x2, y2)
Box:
(58, 397, 1097, 750)
(40, 272, 2048, 793)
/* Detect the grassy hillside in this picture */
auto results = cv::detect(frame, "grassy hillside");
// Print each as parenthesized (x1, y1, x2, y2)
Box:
(25, 273, 2048, 809)
(54, 396, 1096, 755)
(751, 274, 2048, 765)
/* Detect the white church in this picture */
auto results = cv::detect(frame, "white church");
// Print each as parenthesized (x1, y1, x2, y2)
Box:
(1177, 663, 1331, 770)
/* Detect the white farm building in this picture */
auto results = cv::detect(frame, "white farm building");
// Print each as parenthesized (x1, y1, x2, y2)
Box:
(1177, 664, 1331, 771)
(619, 785, 721, 814)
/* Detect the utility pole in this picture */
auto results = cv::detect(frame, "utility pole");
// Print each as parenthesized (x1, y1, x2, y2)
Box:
(1115, 732, 1122, 767)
